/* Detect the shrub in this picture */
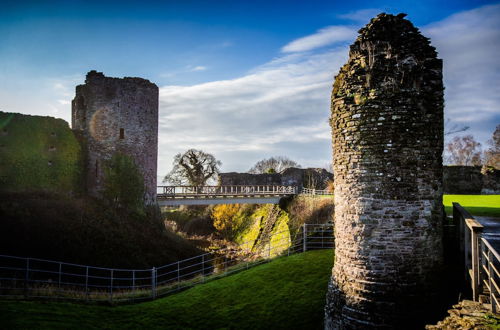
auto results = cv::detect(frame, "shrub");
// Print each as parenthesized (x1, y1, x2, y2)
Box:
(211, 204, 241, 238)
(326, 179, 335, 192)
(287, 196, 334, 237)
(103, 153, 145, 213)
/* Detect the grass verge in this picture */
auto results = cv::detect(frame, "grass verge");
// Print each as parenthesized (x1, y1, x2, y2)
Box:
(0, 249, 334, 330)
(443, 195, 500, 217)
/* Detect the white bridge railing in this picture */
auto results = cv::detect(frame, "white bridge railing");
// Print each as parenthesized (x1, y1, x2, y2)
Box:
(300, 188, 334, 196)
(157, 185, 297, 199)
(0, 224, 333, 303)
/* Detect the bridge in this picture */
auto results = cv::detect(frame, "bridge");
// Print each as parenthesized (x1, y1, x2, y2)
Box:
(157, 185, 298, 206)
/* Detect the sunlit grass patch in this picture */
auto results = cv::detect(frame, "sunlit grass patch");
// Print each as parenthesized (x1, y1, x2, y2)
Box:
(443, 194, 500, 217)
(0, 250, 334, 329)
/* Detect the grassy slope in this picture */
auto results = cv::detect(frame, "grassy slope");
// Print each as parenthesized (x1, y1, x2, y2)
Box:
(443, 195, 500, 217)
(0, 250, 333, 330)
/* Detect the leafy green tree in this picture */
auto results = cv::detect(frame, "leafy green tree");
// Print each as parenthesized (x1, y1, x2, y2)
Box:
(103, 153, 145, 212)
(164, 149, 221, 186)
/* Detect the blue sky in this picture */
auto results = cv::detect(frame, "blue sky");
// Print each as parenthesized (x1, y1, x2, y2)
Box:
(1, 0, 499, 178)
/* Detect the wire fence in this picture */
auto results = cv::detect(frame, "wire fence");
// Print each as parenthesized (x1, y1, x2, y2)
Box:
(0, 223, 333, 304)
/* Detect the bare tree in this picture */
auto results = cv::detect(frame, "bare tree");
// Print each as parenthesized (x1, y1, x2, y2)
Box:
(248, 156, 300, 174)
(445, 135, 482, 166)
(484, 124, 500, 169)
(164, 149, 221, 186)
(444, 118, 469, 136)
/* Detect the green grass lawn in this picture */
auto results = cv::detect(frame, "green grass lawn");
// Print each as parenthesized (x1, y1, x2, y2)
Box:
(0, 249, 333, 330)
(443, 195, 500, 217)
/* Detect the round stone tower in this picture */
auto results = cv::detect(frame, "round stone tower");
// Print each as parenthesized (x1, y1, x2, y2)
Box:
(72, 70, 159, 203)
(325, 14, 444, 328)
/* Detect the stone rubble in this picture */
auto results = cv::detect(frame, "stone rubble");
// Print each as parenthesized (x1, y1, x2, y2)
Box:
(426, 300, 499, 329)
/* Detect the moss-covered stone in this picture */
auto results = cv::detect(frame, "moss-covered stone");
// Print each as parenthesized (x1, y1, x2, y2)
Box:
(0, 111, 83, 194)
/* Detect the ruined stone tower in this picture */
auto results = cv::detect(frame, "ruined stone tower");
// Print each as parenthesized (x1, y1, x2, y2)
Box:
(325, 14, 444, 328)
(72, 71, 159, 202)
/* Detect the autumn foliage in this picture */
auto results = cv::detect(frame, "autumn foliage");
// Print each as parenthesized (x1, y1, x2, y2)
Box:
(211, 204, 241, 237)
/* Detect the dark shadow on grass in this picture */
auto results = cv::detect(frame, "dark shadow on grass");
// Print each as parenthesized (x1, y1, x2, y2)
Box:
(444, 206, 500, 218)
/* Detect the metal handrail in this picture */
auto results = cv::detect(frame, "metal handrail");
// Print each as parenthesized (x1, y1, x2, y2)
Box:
(300, 187, 334, 196)
(157, 185, 297, 199)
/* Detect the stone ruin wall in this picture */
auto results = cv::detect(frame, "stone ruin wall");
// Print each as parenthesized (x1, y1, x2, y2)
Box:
(219, 172, 282, 186)
(219, 167, 333, 190)
(72, 71, 159, 202)
(443, 165, 500, 194)
(325, 14, 444, 328)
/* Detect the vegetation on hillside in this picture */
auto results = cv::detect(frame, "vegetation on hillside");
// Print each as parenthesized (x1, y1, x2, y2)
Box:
(0, 192, 201, 268)
(0, 111, 83, 194)
(0, 250, 334, 330)
(164, 196, 334, 257)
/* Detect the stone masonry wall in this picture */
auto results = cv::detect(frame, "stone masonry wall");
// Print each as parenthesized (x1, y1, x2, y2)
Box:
(219, 168, 333, 189)
(72, 71, 158, 202)
(443, 165, 500, 194)
(281, 167, 333, 189)
(219, 172, 281, 186)
(325, 13, 444, 328)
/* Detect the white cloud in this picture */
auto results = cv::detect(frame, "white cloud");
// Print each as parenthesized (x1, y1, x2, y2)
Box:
(281, 26, 357, 53)
(337, 8, 382, 23)
(57, 99, 71, 105)
(158, 46, 348, 174)
(423, 3, 500, 143)
(190, 65, 207, 72)
(158, 4, 500, 175)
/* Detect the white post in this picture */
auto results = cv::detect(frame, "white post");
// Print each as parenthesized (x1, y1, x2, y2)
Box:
(25, 258, 30, 298)
(85, 266, 89, 301)
(132, 270, 135, 293)
(110, 269, 113, 303)
(303, 225, 307, 252)
(151, 267, 156, 299)
(177, 261, 180, 285)
(58, 262, 62, 288)
(202, 255, 205, 282)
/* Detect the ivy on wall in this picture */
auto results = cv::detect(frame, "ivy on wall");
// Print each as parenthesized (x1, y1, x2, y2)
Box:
(0, 111, 83, 194)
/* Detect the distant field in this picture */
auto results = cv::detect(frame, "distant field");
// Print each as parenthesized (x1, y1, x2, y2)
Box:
(443, 195, 500, 217)
(0, 250, 333, 330)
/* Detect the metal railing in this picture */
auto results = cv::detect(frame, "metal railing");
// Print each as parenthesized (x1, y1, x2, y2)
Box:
(300, 187, 334, 196)
(480, 238, 500, 313)
(0, 224, 333, 303)
(157, 185, 297, 199)
(454, 202, 499, 312)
